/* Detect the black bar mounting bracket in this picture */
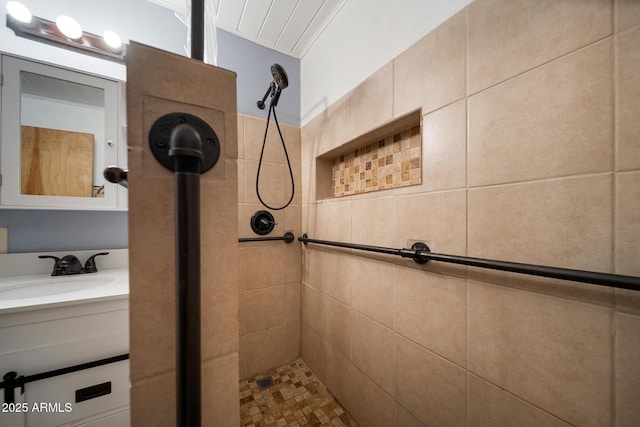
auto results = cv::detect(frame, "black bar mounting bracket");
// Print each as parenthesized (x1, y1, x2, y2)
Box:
(149, 112, 220, 173)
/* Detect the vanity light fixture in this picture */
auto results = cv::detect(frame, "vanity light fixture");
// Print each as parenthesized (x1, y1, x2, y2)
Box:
(102, 30, 122, 51)
(5, 2, 126, 63)
(55, 15, 83, 40)
(6, 1, 31, 24)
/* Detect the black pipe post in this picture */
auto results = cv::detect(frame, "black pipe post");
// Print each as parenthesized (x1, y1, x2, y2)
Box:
(191, 0, 205, 61)
(170, 124, 203, 427)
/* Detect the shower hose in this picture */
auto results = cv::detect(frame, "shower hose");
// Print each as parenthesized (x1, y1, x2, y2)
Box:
(255, 99, 295, 210)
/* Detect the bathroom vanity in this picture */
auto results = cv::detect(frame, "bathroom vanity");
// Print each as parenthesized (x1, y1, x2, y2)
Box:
(0, 249, 129, 427)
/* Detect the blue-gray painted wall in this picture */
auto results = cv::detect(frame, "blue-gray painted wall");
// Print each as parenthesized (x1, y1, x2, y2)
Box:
(0, 29, 299, 253)
(218, 30, 300, 127)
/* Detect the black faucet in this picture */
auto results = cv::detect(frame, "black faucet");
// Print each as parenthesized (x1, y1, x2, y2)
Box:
(38, 252, 110, 276)
(83, 252, 109, 273)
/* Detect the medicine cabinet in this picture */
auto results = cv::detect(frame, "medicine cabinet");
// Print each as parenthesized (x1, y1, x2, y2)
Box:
(0, 54, 127, 210)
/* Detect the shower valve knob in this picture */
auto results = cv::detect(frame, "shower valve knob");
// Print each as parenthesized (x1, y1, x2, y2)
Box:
(251, 210, 276, 235)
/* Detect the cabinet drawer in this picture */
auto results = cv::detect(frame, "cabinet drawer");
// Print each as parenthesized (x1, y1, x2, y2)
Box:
(25, 360, 128, 427)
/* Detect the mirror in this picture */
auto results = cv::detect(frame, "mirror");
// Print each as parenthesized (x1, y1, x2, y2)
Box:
(0, 54, 125, 210)
(20, 71, 106, 198)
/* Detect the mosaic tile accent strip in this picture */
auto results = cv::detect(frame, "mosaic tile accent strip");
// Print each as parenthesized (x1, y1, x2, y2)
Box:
(331, 125, 421, 197)
(240, 358, 358, 427)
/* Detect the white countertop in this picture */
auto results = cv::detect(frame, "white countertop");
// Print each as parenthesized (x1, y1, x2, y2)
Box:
(0, 267, 129, 313)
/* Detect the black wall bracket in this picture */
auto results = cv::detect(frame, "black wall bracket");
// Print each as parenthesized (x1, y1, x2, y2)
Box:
(149, 112, 220, 173)
(410, 242, 431, 264)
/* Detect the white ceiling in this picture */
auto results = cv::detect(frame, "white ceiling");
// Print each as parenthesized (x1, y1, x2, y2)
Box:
(214, 0, 348, 58)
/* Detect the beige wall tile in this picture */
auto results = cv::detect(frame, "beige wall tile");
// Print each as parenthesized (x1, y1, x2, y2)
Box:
(302, 284, 322, 333)
(468, 374, 571, 427)
(349, 256, 395, 328)
(322, 340, 354, 410)
(351, 197, 396, 247)
(311, 199, 352, 242)
(308, 94, 352, 156)
(319, 250, 351, 305)
(301, 323, 323, 379)
(305, 248, 351, 299)
(616, 26, 640, 171)
(351, 311, 395, 395)
(421, 100, 466, 192)
(395, 190, 467, 256)
(468, 281, 612, 426)
(301, 169, 315, 206)
(243, 246, 263, 290)
(350, 62, 394, 138)
(237, 159, 245, 203)
(239, 290, 247, 335)
(238, 248, 246, 292)
(245, 289, 263, 334)
(285, 204, 302, 236)
(395, 335, 467, 427)
(304, 247, 323, 290)
(616, 287, 640, 316)
(615, 0, 640, 33)
(468, 0, 612, 93)
(131, 372, 175, 427)
(245, 160, 286, 206)
(237, 114, 245, 161)
(263, 285, 286, 329)
(245, 326, 288, 377)
(322, 295, 352, 358)
(285, 282, 301, 324)
(239, 336, 247, 380)
(284, 124, 302, 167)
(395, 404, 426, 427)
(394, 268, 467, 367)
(285, 244, 302, 284)
(468, 174, 613, 272)
(616, 172, 640, 277)
(284, 164, 302, 206)
(348, 363, 395, 427)
(262, 245, 286, 287)
(284, 322, 301, 363)
(616, 313, 640, 427)
(394, 9, 466, 116)
(302, 114, 322, 164)
(243, 115, 287, 164)
(202, 353, 240, 426)
(469, 40, 613, 187)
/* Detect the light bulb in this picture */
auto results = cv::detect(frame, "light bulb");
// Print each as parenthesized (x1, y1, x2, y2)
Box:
(7, 1, 32, 24)
(103, 30, 122, 50)
(56, 15, 83, 40)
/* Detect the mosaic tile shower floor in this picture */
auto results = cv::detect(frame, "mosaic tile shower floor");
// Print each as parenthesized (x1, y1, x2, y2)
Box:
(239, 359, 358, 427)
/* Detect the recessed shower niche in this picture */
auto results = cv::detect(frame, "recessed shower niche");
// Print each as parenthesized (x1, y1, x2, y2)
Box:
(316, 109, 422, 200)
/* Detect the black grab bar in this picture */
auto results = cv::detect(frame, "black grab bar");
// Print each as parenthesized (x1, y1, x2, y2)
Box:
(298, 234, 640, 291)
(239, 232, 295, 243)
(1, 354, 129, 404)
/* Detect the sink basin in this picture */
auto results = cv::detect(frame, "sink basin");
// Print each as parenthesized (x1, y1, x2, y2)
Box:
(0, 276, 114, 299)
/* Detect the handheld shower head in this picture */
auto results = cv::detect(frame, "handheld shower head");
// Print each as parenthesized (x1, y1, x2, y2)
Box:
(257, 63, 288, 109)
(271, 63, 288, 90)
